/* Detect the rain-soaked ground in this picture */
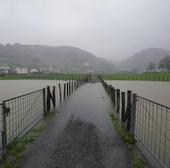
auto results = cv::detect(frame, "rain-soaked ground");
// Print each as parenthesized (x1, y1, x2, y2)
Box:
(21, 82, 132, 168)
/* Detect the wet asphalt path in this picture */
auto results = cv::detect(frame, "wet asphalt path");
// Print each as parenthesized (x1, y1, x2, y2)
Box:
(21, 83, 132, 168)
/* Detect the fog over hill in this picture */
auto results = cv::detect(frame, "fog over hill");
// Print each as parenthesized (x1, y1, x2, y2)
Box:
(118, 48, 170, 72)
(0, 43, 115, 73)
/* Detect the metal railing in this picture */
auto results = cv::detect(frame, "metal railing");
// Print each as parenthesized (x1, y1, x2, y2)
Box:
(135, 96, 170, 168)
(102, 80, 170, 168)
(0, 89, 45, 153)
(0, 79, 85, 157)
(0, 103, 3, 154)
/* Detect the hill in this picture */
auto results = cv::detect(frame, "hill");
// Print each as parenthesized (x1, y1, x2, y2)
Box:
(0, 43, 115, 73)
(118, 48, 170, 72)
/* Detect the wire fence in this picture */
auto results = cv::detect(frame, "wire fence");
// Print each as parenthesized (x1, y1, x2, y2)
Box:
(0, 79, 84, 157)
(0, 89, 45, 156)
(102, 79, 170, 168)
(135, 96, 170, 168)
(3, 89, 44, 146)
(0, 103, 3, 155)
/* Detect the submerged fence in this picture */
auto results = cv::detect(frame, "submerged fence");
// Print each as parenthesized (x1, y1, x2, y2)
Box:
(102, 80, 170, 168)
(0, 80, 83, 156)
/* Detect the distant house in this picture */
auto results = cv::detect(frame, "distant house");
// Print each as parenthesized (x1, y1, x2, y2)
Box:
(0, 65, 10, 73)
(84, 62, 90, 66)
(30, 68, 39, 73)
(16, 68, 28, 74)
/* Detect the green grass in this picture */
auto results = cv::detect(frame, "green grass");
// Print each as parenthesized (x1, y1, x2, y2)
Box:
(110, 113, 146, 168)
(2, 72, 170, 81)
(0, 124, 45, 168)
(0, 73, 88, 81)
(101, 72, 170, 81)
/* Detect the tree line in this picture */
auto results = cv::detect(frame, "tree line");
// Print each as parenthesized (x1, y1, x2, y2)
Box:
(147, 56, 170, 72)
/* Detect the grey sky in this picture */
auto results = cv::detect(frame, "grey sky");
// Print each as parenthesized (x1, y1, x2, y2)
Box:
(0, 0, 170, 61)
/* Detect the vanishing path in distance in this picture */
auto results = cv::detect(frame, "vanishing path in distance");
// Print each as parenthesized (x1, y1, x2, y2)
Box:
(21, 82, 132, 168)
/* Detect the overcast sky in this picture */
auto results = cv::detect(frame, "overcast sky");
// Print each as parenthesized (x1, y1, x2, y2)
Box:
(0, 0, 170, 61)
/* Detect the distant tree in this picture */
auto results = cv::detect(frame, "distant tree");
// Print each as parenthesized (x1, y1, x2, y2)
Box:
(158, 56, 170, 72)
(147, 62, 156, 72)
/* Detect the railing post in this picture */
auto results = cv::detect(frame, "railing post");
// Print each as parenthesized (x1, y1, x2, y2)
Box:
(74, 81, 76, 90)
(112, 88, 115, 107)
(131, 93, 137, 133)
(52, 86, 56, 107)
(63, 83, 66, 100)
(67, 82, 69, 97)
(69, 81, 71, 95)
(47, 86, 51, 111)
(42, 88, 46, 115)
(126, 90, 132, 131)
(109, 85, 112, 96)
(110, 86, 113, 102)
(121, 92, 126, 122)
(2, 102, 7, 152)
(72, 81, 74, 92)
(116, 89, 120, 114)
(58, 83, 62, 103)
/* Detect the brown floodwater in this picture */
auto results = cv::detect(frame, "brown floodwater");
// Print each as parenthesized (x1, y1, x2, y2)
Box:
(0, 80, 67, 102)
(106, 80, 170, 107)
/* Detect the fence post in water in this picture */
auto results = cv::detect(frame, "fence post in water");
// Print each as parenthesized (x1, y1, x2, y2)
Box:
(63, 83, 66, 100)
(121, 92, 126, 122)
(42, 88, 46, 115)
(72, 81, 74, 92)
(131, 93, 137, 133)
(116, 89, 120, 114)
(74, 81, 76, 90)
(126, 90, 132, 131)
(47, 86, 51, 111)
(58, 83, 62, 103)
(2, 102, 7, 152)
(52, 86, 56, 107)
(69, 81, 71, 95)
(67, 82, 69, 97)
(108, 85, 112, 96)
(110, 86, 114, 102)
(112, 88, 115, 107)
(71, 82, 73, 93)
(77, 81, 79, 89)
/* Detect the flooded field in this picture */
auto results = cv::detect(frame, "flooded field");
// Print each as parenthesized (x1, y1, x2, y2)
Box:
(106, 80, 170, 107)
(0, 80, 67, 102)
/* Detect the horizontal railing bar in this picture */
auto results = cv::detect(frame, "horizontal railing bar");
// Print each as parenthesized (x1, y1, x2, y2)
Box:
(137, 96, 170, 110)
(3, 89, 44, 102)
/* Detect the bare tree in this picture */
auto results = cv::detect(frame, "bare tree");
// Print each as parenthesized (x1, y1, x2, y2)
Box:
(159, 56, 170, 72)
(147, 62, 156, 72)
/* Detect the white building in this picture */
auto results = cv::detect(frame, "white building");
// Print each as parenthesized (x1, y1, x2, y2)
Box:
(0, 65, 10, 73)
(16, 68, 28, 74)
(30, 68, 39, 73)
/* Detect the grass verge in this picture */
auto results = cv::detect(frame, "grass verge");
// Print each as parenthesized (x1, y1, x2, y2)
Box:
(0, 123, 45, 168)
(110, 113, 146, 168)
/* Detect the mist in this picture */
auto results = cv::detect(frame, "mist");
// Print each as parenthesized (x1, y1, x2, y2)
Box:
(0, 0, 170, 61)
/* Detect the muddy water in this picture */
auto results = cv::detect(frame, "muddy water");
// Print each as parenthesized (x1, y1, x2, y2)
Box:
(0, 80, 67, 102)
(106, 80, 170, 107)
